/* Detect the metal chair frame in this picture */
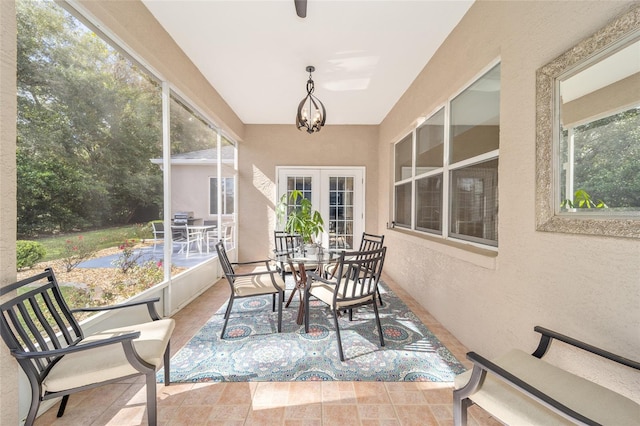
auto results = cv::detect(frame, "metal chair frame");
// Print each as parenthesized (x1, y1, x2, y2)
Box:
(304, 246, 387, 361)
(0, 268, 171, 426)
(215, 242, 285, 339)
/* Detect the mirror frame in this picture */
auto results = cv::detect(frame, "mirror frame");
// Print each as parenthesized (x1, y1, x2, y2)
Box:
(535, 6, 640, 239)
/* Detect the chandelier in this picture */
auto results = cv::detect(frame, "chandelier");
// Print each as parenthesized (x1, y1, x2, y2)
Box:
(296, 66, 326, 134)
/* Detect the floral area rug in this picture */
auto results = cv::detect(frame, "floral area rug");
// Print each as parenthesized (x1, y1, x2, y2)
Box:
(157, 280, 466, 382)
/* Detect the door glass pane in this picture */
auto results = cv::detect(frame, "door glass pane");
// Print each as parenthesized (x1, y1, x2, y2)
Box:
(449, 159, 498, 246)
(416, 174, 443, 234)
(328, 176, 354, 249)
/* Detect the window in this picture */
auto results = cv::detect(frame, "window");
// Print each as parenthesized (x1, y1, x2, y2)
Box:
(393, 63, 500, 247)
(210, 177, 235, 214)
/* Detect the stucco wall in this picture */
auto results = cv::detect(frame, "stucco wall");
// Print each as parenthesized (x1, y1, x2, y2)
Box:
(378, 0, 640, 402)
(0, 0, 18, 423)
(238, 124, 379, 261)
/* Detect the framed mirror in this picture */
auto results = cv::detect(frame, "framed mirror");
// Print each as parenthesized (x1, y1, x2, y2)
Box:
(536, 6, 640, 238)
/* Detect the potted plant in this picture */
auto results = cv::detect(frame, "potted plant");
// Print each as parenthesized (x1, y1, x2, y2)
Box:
(276, 189, 324, 251)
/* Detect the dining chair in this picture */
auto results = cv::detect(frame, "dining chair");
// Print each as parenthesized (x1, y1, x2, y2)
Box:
(273, 231, 302, 280)
(173, 225, 202, 257)
(215, 242, 285, 339)
(0, 268, 174, 426)
(150, 221, 165, 252)
(206, 221, 235, 252)
(304, 246, 387, 361)
(325, 232, 386, 305)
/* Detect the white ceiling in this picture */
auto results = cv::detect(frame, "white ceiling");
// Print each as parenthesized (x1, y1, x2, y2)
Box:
(141, 0, 474, 125)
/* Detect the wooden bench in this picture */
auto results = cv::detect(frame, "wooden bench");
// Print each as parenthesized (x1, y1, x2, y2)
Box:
(0, 268, 174, 426)
(453, 326, 640, 425)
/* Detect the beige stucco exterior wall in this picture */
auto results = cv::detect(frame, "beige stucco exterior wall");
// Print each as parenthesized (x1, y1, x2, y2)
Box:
(238, 124, 378, 261)
(378, 0, 640, 402)
(0, 0, 18, 423)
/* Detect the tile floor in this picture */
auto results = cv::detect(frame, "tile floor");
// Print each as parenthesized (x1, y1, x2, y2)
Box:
(35, 273, 500, 426)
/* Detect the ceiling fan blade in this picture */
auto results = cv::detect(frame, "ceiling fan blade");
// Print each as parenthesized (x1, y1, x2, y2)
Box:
(295, 0, 307, 18)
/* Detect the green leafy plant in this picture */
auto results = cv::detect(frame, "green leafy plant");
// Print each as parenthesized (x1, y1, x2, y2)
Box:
(276, 189, 324, 244)
(561, 189, 608, 209)
(16, 240, 46, 271)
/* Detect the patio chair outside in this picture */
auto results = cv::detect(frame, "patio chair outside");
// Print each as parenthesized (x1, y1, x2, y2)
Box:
(304, 246, 387, 361)
(173, 224, 203, 257)
(215, 242, 285, 339)
(0, 268, 174, 426)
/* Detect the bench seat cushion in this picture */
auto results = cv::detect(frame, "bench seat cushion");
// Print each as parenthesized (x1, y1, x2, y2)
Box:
(454, 349, 640, 426)
(44, 318, 175, 394)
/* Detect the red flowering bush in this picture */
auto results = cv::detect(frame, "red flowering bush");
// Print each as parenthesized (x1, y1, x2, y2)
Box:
(62, 236, 95, 272)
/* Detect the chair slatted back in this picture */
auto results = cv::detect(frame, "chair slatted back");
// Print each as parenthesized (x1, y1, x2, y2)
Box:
(0, 268, 83, 379)
(333, 247, 386, 305)
(274, 231, 301, 254)
(359, 232, 384, 252)
(215, 241, 235, 283)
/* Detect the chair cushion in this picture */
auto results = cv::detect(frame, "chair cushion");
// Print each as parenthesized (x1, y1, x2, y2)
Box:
(454, 349, 640, 426)
(43, 318, 175, 394)
(309, 279, 373, 308)
(233, 273, 285, 297)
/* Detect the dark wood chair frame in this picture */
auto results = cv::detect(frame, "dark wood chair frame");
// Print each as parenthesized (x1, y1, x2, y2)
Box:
(0, 268, 171, 426)
(304, 246, 387, 361)
(215, 241, 285, 339)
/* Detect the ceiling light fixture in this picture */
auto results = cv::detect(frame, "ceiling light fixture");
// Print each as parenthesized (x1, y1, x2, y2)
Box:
(296, 66, 326, 134)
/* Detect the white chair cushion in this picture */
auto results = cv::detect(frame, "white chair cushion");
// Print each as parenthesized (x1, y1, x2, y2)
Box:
(309, 278, 373, 308)
(43, 318, 175, 394)
(233, 273, 285, 297)
(454, 349, 640, 426)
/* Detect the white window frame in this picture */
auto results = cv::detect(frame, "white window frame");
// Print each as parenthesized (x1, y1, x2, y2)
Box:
(393, 59, 500, 250)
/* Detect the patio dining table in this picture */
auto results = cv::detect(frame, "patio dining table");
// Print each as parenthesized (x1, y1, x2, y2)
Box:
(270, 248, 341, 325)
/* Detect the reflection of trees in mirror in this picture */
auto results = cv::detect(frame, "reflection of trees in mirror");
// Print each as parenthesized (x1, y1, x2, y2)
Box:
(561, 107, 640, 209)
(561, 189, 607, 209)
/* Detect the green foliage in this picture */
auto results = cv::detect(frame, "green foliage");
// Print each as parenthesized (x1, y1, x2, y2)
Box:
(276, 190, 324, 244)
(61, 235, 95, 272)
(16, 240, 46, 270)
(561, 189, 608, 209)
(563, 107, 640, 208)
(16, 0, 163, 236)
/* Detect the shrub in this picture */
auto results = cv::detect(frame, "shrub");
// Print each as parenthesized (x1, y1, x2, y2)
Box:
(112, 239, 143, 273)
(104, 260, 164, 302)
(62, 235, 95, 272)
(16, 240, 46, 270)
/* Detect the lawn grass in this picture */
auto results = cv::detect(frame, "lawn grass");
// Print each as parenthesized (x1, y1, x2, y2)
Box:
(37, 224, 152, 262)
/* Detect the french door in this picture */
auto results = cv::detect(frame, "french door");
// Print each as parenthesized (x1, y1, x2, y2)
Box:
(277, 167, 365, 249)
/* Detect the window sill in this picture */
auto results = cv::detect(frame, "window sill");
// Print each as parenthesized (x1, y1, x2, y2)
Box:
(388, 227, 497, 270)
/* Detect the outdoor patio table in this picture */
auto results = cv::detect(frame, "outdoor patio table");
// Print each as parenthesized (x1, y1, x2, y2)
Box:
(270, 249, 341, 325)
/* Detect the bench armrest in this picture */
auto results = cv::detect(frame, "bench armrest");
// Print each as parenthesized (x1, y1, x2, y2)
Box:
(532, 326, 640, 370)
(70, 297, 162, 321)
(459, 351, 598, 426)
